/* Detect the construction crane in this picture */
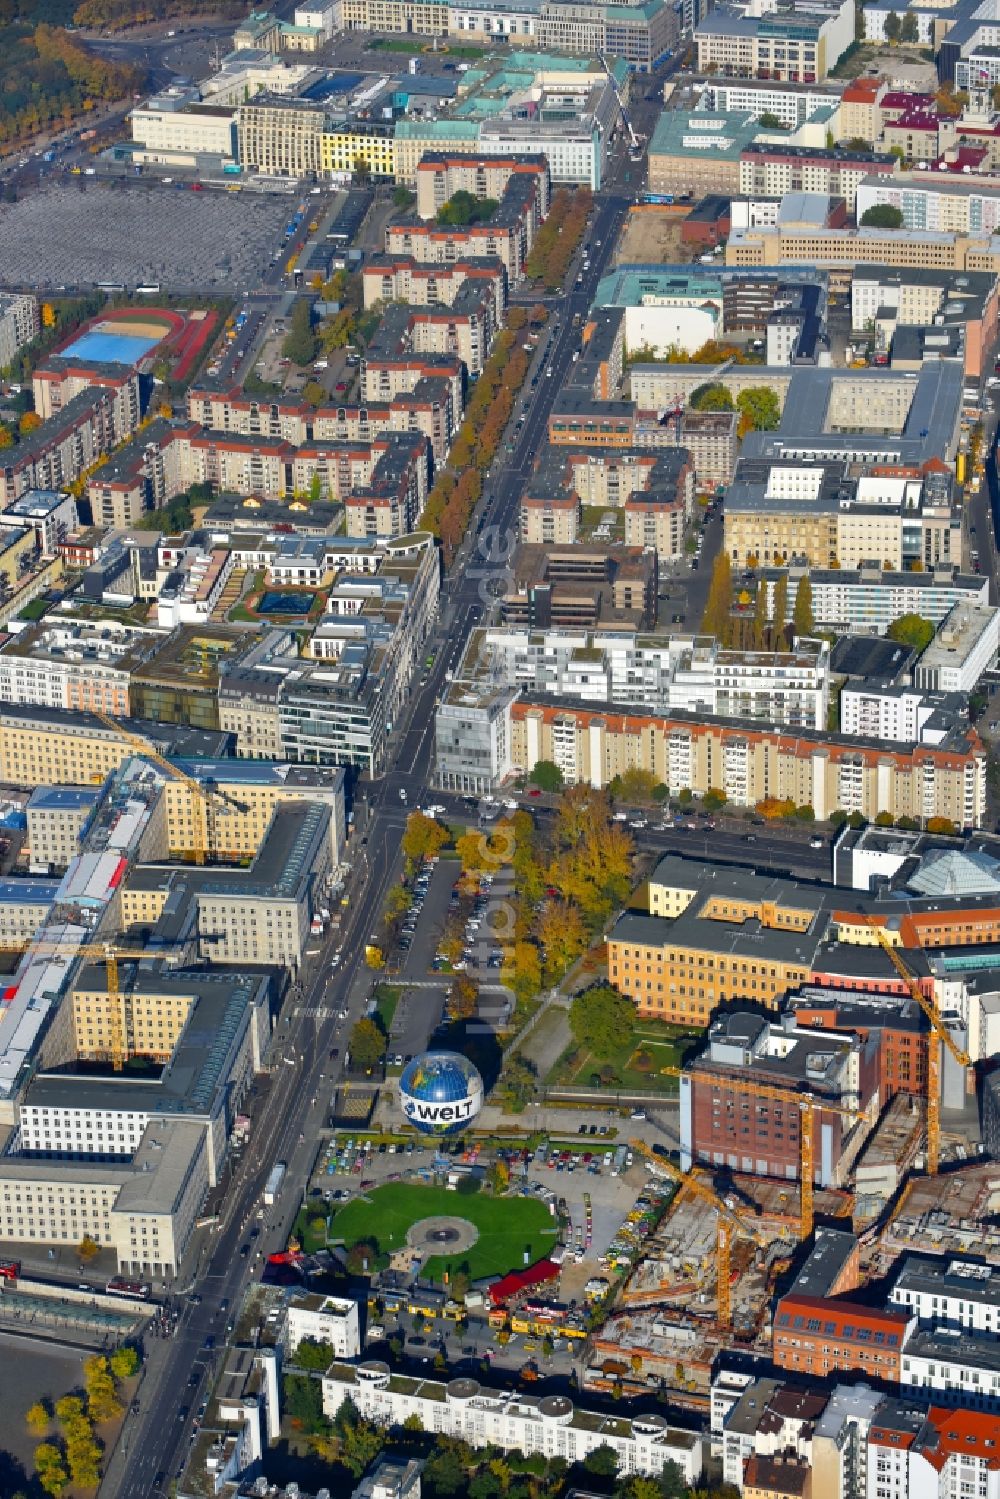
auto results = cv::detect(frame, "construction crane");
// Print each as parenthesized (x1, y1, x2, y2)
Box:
(0, 938, 186, 1070)
(597, 52, 645, 160)
(629, 1136, 768, 1328)
(93, 711, 245, 866)
(868, 921, 971, 1176)
(660, 1065, 865, 1240)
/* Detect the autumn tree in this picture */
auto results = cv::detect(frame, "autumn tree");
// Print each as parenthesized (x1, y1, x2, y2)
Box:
(504, 940, 542, 1003)
(771, 573, 788, 647)
(348, 1017, 387, 1073)
(401, 810, 449, 865)
(34, 1443, 69, 1498)
(26, 1401, 51, 1434)
(109, 1346, 140, 1380)
(19, 410, 42, 435)
(549, 786, 634, 925)
(85, 1354, 122, 1423)
(737, 386, 781, 435)
(449, 972, 479, 1021)
(537, 900, 589, 984)
(41, 302, 57, 329)
(77, 1234, 100, 1263)
(702, 550, 733, 641)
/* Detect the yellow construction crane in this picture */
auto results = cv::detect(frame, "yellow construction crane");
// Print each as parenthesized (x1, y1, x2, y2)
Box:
(660, 1065, 864, 1240)
(868, 921, 970, 1177)
(0, 937, 186, 1070)
(628, 1136, 769, 1328)
(93, 711, 243, 866)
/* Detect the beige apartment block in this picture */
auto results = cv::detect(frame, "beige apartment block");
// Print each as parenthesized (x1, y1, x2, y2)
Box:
(510, 699, 987, 827)
(520, 494, 580, 545)
(71, 985, 195, 1065)
(727, 224, 1000, 272)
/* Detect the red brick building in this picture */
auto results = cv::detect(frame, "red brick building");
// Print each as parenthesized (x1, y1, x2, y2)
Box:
(772, 1293, 914, 1380)
(789, 986, 928, 1104)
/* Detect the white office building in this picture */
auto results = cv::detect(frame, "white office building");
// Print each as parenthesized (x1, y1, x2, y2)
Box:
(323, 1362, 703, 1480)
(916, 602, 1000, 694)
(287, 1293, 362, 1359)
(839, 684, 957, 745)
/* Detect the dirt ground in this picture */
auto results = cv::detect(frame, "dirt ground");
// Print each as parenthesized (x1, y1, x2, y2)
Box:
(833, 45, 936, 86)
(614, 207, 694, 265)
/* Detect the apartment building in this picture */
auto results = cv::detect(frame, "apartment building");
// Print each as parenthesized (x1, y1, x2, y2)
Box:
(362, 255, 507, 322)
(321, 121, 396, 179)
(0, 619, 163, 717)
(0, 386, 136, 507)
(238, 93, 326, 176)
(698, 78, 841, 129)
(87, 419, 177, 528)
(286, 1294, 362, 1359)
(741, 144, 895, 213)
(0, 293, 39, 371)
(654, 409, 739, 487)
(520, 492, 579, 545)
(322, 1362, 703, 1480)
(504, 700, 987, 826)
(459, 627, 830, 728)
(414, 151, 550, 222)
(694, 0, 855, 82)
(851, 264, 999, 381)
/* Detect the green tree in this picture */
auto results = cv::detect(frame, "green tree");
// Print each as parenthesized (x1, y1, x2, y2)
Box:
(792, 574, 814, 636)
(570, 984, 635, 1058)
(584, 1444, 620, 1477)
(702, 550, 733, 640)
(302, 380, 327, 407)
(294, 1337, 336, 1370)
(529, 760, 564, 792)
(283, 298, 316, 366)
(860, 203, 904, 228)
(750, 581, 768, 649)
(334, 1396, 385, 1476)
(883, 9, 901, 40)
(393, 185, 415, 210)
(758, 111, 785, 128)
(689, 382, 734, 412)
(437, 189, 498, 226)
(499, 1052, 537, 1112)
(284, 1373, 327, 1434)
(424, 1443, 469, 1497)
(886, 612, 934, 651)
(737, 386, 781, 434)
(703, 787, 727, 812)
(349, 1017, 387, 1073)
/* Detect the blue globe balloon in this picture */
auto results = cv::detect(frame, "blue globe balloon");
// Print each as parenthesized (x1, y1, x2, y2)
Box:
(399, 1051, 484, 1135)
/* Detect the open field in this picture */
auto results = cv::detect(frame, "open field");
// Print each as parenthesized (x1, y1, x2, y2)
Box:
(328, 1182, 559, 1282)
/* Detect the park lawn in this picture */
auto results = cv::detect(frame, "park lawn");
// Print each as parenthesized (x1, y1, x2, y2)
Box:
(549, 1022, 702, 1093)
(328, 1182, 558, 1283)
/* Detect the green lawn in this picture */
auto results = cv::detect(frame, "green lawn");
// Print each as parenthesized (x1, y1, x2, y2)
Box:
(549, 1022, 702, 1093)
(328, 1183, 558, 1283)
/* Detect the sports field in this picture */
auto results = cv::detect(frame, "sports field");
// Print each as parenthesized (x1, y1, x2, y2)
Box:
(329, 1183, 558, 1283)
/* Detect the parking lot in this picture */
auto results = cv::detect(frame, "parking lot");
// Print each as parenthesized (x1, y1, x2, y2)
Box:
(0, 180, 292, 291)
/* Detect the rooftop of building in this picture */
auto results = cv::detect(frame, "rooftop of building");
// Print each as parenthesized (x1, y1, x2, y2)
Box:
(26, 969, 269, 1119)
(649, 107, 762, 160)
(789, 1229, 858, 1299)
